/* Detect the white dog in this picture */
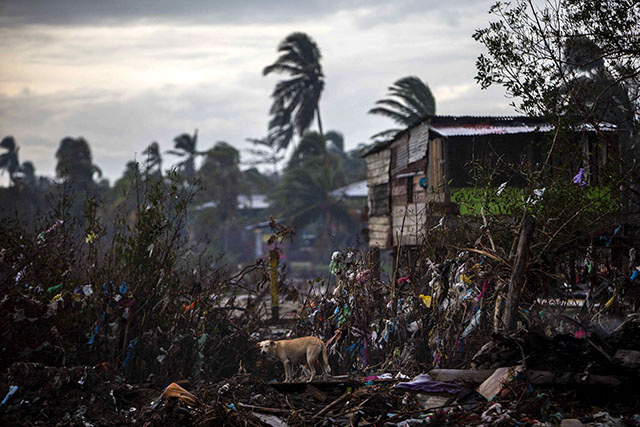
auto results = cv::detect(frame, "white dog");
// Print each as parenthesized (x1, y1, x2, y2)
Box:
(259, 337, 331, 382)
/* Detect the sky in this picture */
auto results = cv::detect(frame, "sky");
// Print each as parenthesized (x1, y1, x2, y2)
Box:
(0, 0, 517, 184)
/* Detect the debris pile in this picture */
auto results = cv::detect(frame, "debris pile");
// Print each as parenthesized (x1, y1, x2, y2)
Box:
(2, 223, 639, 425)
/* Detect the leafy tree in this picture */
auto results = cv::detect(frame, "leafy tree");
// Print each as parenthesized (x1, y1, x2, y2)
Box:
(264, 32, 325, 151)
(55, 137, 102, 183)
(369, 76, 436, 140)
(0, 136, 20, 186)
(142, 141, 162, 180)
(460, 0, 640, 321)
(167, 129, 199, 178)
(473, 1, 639, 151)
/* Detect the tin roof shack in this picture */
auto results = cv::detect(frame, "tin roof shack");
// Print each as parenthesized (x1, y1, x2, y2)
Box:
(363, 115, 619, 251)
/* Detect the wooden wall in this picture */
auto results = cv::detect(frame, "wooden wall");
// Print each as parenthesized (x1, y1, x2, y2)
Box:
(369, 215, 391, 248)
(365, 148, 392, 248)
(365, 149, 390, 186)
(392, 203, 427, 246)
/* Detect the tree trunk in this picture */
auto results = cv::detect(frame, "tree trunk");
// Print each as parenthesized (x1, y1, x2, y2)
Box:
(269, 248, 280, 320)
(502, 215, 535, 332)
(316, 107, 324, 138)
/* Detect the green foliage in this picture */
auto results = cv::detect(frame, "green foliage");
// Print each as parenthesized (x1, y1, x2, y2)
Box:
(0, 172, 263, 384)
(473, 0, 639, 137)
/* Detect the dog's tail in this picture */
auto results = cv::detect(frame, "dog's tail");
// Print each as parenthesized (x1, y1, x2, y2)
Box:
(322, 342, 331, 372)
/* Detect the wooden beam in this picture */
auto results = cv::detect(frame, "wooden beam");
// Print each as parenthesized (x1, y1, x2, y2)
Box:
(502, 215, 535, 332)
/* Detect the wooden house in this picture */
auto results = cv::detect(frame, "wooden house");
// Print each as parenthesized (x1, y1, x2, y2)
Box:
(363, 115, 617, 250)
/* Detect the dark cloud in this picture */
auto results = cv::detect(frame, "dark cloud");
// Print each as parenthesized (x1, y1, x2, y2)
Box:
(0, 0, 482, 28)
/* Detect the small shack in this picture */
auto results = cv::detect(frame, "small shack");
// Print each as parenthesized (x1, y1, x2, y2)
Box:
(363, 115, 617, 251)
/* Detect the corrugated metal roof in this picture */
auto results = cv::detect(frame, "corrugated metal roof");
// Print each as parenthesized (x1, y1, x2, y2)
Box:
(363, 115, 617, 156)
(330, 180, 368, 199)
(430, 122, 553, 137)
(195, 194, 269, 211)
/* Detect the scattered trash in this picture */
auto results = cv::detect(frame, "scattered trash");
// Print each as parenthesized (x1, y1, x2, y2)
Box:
(394, 374, 463, 394)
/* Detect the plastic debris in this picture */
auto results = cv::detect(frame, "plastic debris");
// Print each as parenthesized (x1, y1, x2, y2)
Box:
(419, 294, 432, 308)
(0, 385, 18, 408)
(572, 168, 586, 186)
(394, 374, 463, 394)
(47, 284, 63, 294)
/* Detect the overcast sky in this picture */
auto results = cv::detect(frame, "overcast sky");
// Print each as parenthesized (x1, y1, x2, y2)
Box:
(0, 0, 517, 184)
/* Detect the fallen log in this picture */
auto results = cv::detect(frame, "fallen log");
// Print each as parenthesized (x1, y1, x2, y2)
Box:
(428, 369, 495, 383)
(428, 368, 621, 387)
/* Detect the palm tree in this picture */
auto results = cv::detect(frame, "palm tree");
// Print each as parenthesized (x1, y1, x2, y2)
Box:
(166, 129, 199, 178)
(0, 136, 20, 185)
(197, 142, 244, 222)
(55, 137, 102, 183)
(324, 130, 344, 153)
(369, 76, 436, 140)
(142, 141, 162, 179)
(289, 132, 327, 166)
(264, 32, 325, 151)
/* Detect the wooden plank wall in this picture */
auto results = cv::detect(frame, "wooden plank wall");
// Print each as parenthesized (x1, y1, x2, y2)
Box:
(392, 203, 427, 246)
(365, 149, 392, 248)
(427, 137, 445, 193)
(365, 149, 390, 185)
(369, 216, 391, 248)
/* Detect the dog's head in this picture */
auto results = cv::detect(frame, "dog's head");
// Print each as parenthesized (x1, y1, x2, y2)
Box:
(258, 340, 276, 355)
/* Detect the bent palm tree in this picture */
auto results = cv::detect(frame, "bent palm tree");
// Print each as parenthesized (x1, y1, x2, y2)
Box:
(167, 129, 199, 178)
(0, 136, 20, 185)
(369, 76, 436, 140)
(142, 141, 162, 179)
(264, 32, 325, 151)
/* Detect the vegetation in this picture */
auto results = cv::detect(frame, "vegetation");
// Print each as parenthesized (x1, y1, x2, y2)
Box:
(473, 0, 639, 158)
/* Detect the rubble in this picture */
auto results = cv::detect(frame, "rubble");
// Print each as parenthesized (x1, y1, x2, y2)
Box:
(2, 230, 640, 425)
